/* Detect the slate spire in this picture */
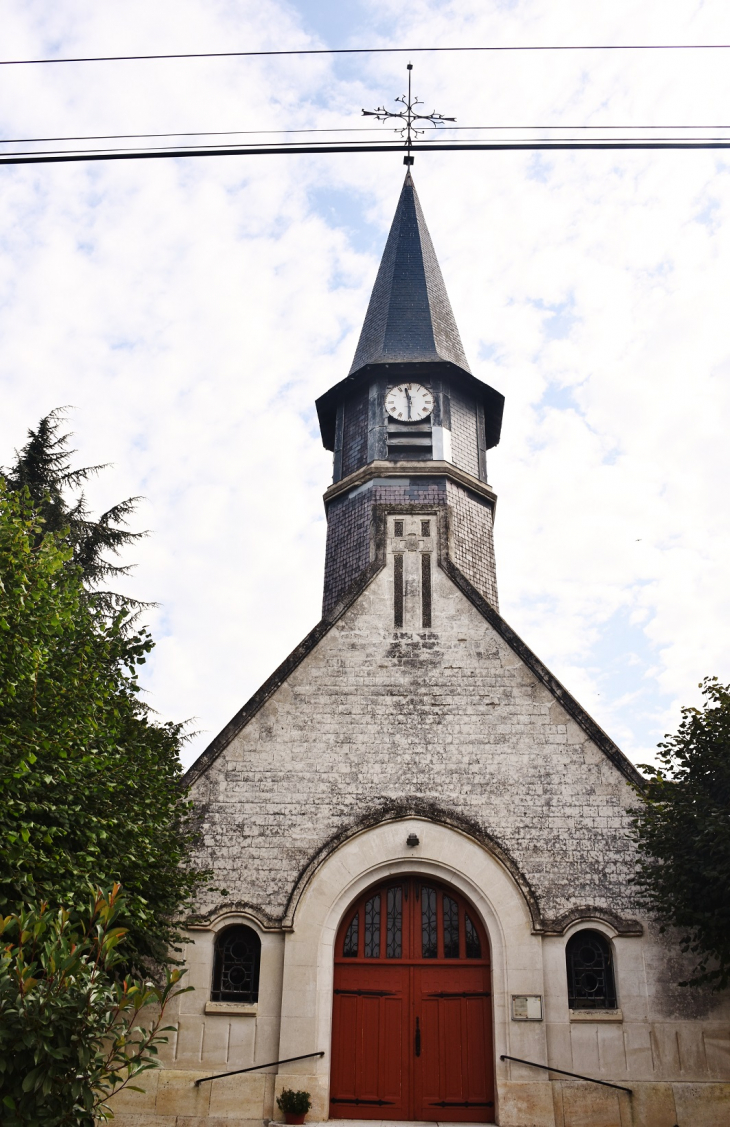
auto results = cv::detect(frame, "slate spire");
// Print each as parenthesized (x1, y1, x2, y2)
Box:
(349, 171, 472, 376)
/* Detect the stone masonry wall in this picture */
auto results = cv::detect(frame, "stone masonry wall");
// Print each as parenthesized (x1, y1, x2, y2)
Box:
(322, 476, 498, 616)
(193, 524, 639, 929)
(447, 480, 499, 610)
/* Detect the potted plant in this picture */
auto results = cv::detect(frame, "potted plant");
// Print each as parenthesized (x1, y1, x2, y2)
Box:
(276, 1087, 312, 1125)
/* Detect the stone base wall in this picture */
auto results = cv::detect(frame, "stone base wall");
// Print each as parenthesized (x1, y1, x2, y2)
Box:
(108, 1075, 730, 1126)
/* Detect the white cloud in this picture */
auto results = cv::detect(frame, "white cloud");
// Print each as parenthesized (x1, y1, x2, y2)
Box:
(2, 0, 730, 769)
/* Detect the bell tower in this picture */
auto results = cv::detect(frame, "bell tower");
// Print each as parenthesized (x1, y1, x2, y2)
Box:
(316, 172, 504, 616)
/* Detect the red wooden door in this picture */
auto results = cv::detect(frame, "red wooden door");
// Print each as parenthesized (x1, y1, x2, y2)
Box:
(330, 879, 494, 1122)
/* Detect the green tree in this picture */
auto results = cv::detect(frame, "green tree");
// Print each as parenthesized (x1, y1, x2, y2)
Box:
(0, 480, 208, 975)
(2, 408, 149, 620)
(632, 676, 730, 989)
(0, 885, 189, 1125)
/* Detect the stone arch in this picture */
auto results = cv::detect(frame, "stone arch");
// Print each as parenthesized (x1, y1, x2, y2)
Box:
(273, 814, 551, 1123)
(281, 798, 543, 931)
(200, 902, 284, 932)
(329, 868, 495, 1119)
(542, 905, 643, 937)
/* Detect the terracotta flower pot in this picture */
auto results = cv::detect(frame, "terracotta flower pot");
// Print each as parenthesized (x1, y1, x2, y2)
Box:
(284, 1114, 306, 1125)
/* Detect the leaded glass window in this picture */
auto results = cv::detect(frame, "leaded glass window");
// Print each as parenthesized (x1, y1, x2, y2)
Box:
(343, 912, 359, 957)
(566, 930, 617, 1010)
(465, 913, 481, 958)
(364, 894, 381, 958)
(386, 887, 402, 958)
(443, 894, 460, 958)
(211, 925, 260, 1003)
(421, 886, 438, 958)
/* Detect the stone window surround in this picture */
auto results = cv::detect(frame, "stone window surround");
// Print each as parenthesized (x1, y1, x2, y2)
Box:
(561, 918, 623, 1022)
(170, 910, 285, 1115)
(188, 911, 271, 1014)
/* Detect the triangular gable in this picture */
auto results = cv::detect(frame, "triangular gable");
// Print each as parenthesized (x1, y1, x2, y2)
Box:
(184, 533, 643, 790)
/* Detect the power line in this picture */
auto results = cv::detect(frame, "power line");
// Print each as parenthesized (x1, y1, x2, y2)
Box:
(3, 138, 413, 158)
(0, 127, 395, 145)
(3, 139, 730, 167)
(9, 136, 730, 159)
(2, 43, 730, 66)
(3, 123, 730, 147)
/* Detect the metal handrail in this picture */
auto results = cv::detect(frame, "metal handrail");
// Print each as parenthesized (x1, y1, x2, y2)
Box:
(195, 1050, 325, 1086)
(500, 1054, 632, 1095)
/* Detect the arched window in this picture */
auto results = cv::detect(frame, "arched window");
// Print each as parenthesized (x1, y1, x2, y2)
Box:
(211, 925, 261, 1003)
(566, 929, 617, 1010)
(337, 877, 488, 962)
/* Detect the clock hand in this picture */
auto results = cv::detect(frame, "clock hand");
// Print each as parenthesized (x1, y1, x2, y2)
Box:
(405, 387, 412, 420)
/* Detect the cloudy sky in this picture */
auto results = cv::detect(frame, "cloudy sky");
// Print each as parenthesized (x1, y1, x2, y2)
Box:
(2, 0, 730, 770)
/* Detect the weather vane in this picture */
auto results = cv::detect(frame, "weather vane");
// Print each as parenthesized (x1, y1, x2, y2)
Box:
(362, 63, 456, 165)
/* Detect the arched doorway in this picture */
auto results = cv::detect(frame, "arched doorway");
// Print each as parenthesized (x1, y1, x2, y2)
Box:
(330, 876, 494, 1121)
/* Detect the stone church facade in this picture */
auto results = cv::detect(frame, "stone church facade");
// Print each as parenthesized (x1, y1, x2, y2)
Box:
(112, 175, 730, 1127)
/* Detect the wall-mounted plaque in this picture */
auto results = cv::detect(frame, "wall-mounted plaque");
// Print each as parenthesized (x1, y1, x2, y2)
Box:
(511, 994, 543, 1021)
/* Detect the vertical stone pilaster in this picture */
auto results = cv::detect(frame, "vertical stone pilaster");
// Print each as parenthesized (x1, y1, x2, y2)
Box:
(323, 475, 498, 616)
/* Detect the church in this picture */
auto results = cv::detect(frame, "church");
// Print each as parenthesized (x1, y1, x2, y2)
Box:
(112, 173, 730, 1127)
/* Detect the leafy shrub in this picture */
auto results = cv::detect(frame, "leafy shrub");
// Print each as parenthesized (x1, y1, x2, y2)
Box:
(632, 676, 730, 988)
(0, 884, 189, 1124)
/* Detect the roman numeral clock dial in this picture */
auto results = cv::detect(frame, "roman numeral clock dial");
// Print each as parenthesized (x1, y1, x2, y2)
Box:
(385, 382, 434, 422)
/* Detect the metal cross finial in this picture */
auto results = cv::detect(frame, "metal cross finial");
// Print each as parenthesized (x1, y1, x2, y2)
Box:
(362, 63, 456, 165)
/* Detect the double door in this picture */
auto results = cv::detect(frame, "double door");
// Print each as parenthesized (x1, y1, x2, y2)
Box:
(330, 878, 494, 1122)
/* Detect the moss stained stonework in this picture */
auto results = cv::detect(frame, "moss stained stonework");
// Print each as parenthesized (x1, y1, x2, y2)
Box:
(110, 171, 730, 1125)
(111, 514, 730, 1127)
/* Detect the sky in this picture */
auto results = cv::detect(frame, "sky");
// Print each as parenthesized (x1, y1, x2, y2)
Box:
(2, 0, 730, 771)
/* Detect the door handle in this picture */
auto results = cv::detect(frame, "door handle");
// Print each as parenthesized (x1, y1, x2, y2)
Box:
(415, 1016, 421, 1057)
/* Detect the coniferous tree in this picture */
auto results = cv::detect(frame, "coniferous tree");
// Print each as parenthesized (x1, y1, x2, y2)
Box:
(0, 420, 212, 978)
(2, 408, 150, 619)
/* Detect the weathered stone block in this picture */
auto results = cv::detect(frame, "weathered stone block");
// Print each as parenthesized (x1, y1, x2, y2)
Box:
(155, 1071, 211, 1117)
(208, 1073, 267, 1119)
(557, 1081, 621, 1127)
(106, 1070, 159, 1113)
(498, 1079, 555, 1125)
(672, 1081, 730, 1125)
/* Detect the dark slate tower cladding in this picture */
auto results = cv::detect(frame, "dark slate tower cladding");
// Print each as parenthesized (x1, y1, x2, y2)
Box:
(316, 172, 504, 616)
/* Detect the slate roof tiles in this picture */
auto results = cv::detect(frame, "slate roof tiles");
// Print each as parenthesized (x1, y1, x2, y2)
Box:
(349, 170, 472, 376)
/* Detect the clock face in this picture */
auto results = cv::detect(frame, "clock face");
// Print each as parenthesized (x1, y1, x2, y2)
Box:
(385, 383, 434, 422)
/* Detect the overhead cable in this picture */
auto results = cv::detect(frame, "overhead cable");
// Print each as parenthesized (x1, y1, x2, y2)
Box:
(3, 123, 730, 147)
(2, 43, 730, 66)
(3, 139, 730, 167)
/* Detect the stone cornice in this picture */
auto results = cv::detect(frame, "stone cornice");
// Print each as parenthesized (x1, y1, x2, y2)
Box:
(323, 459, 498, 508)
(188, 808, 644, 938)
